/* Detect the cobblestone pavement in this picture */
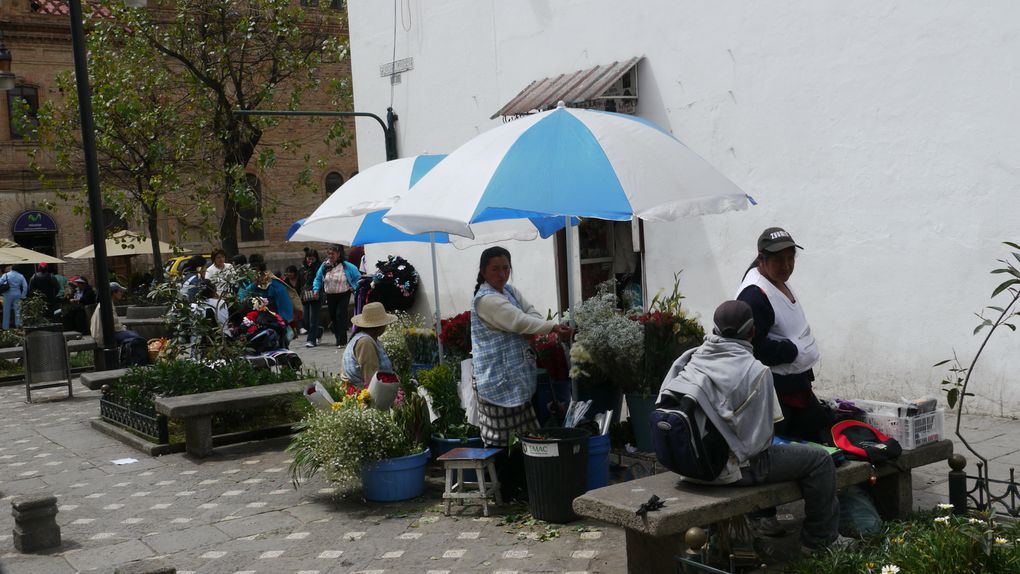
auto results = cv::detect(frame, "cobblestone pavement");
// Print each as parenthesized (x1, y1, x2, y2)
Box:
(0, 339, 1016, 573)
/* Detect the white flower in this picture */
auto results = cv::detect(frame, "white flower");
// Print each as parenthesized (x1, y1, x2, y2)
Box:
(937, 503, 955, 510)
(880, 566, 900, 574)
(995, 537, 1008, 545)
(968, 518, 982, 524)
(934, 516, 950, 524)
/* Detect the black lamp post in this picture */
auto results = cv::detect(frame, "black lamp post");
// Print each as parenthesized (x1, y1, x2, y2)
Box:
(67, 0, 137, 369)
(233, 108, 399, 161)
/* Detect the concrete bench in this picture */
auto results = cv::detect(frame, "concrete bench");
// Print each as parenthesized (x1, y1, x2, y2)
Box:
(0, 336, 97, 362)
(573, 439, 954, 574)
(80, 368, 130, 391)
(154, 380, 308, 458)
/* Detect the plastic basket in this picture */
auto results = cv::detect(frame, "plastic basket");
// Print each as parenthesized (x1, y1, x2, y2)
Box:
(851, 399, 943, 450)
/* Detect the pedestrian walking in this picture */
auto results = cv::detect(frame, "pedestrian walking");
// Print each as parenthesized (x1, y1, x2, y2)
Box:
(0, 264, 29, 329)
(312, 245, 360, 348)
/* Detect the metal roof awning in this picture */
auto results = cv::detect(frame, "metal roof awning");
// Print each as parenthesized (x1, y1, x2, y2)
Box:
(491, 56, 642, 119)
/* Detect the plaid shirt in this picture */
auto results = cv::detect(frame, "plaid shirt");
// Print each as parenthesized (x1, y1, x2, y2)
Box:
(470, 283, 537, 407)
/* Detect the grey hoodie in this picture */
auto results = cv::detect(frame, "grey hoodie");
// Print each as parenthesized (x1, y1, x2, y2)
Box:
(657, 334, 777, 464)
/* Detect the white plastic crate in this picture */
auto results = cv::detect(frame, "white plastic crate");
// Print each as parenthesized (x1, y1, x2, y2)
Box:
(850, 399, 944, 450)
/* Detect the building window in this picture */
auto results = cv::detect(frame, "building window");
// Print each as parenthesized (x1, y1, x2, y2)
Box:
(238, 173, 265, 242)
(7, 85, 39, 140)
(324, 171, 344, 195)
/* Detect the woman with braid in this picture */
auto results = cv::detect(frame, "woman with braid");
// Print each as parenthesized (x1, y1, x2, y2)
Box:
(469, 246, 572, 501)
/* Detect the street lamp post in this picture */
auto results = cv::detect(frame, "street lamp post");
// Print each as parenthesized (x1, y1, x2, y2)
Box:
(67, 0, 123, 369)
(233, 109, 399, 161)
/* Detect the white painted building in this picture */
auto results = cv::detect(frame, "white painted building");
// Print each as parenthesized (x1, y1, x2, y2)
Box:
(348, 1, 1019, 414)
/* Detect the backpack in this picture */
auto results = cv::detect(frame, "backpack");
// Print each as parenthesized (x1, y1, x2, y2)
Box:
(650, 394, 731, 481)
(0, 276, 9, 295)
(831, 420, 902, 463)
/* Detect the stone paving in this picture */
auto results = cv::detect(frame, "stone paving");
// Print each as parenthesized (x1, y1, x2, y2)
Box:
(0, 339, 1016, 573)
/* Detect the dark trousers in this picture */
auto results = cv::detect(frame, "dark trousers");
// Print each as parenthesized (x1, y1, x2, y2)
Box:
(325, 291, 352, 345)
(302, 299, 322, 344)
(490, 445, 527, 501)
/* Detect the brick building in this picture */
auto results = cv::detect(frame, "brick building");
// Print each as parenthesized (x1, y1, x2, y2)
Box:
(0, 0, 358, 282)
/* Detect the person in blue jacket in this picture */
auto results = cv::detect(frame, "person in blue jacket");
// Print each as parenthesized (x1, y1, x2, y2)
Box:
(312, 244, 361, 348)
(0, 264, 29, 329)
(241, 254, 293, 326)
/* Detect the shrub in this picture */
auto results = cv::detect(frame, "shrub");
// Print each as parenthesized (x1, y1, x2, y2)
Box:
(287, 394, 422, 487)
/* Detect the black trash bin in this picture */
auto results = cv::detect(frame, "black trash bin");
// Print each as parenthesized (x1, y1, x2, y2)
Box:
(521, 427, 590, 523)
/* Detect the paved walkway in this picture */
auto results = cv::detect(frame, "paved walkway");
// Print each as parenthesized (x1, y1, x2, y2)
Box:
(0, 341, 1015, 573)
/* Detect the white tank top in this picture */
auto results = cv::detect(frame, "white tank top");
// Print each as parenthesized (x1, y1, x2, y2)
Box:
(736, 268, 819, 375)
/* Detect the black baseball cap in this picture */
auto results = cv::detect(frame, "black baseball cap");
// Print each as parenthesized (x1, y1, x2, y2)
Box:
(713, 300, 754, 339)
(757, 227, 803, 253)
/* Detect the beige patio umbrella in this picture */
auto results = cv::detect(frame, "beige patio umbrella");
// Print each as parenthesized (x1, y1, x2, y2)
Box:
(64, 230, 179, 259)
(0, 239, 64, 265)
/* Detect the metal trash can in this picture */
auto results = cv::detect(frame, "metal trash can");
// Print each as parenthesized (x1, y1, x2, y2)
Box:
(521, 427, 590, 523)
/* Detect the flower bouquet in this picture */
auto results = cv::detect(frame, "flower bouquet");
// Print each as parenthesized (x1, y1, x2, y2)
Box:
(439, 311, 471, 363)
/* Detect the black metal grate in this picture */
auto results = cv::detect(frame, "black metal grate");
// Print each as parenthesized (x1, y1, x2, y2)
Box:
(100, 396, 169, 444)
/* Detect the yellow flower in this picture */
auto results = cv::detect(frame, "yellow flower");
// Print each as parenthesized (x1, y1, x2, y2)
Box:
(890, 537, 904, 545)
(865, 562, 877, 571)
(995, 537, 1008, 545)
(357, 388, 371, 405)
(330, 401, 341, 412)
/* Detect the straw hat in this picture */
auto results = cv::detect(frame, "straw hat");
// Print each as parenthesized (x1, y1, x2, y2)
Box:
(351, 302, 397, 329)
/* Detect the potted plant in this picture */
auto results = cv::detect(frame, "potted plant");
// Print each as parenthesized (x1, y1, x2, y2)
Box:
(287, 385, 431, 502)
(417, 363, 481, 459)
(570, 281, 643, 423)
(626, 272, 705, 451)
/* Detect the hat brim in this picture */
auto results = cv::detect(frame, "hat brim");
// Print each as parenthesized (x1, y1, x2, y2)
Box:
(351, 313, 398, 329)
(761, 240, 804, 252)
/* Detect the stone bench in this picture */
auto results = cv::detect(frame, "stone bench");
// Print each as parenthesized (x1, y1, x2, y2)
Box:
(0, 336, 97, 362)
(154, 380, 308, 458)
(80, 367, 131, 391)
(573, 439, 954, 574)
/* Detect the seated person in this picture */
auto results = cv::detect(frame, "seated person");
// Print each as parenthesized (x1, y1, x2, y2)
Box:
(90, 282, 148, 365)
(655, 300, 842, 553)
(340, 302, 396, 387)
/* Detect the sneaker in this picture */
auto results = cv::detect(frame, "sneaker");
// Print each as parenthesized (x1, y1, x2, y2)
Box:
(298, 328, 308, 335)
(801, 535, 855, 556)
(748, 515, 788, 538)
(304, 341, 317, 348)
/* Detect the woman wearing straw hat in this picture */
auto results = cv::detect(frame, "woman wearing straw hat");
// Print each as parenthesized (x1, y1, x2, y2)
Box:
(341, 302, 397, 388)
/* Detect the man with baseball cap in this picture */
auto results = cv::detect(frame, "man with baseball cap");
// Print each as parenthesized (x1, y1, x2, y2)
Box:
(656, 300, 842, 553)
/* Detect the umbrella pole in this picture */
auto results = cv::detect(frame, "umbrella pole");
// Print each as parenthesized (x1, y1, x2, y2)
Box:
(430, 233, 444, 364)
(563, 215, 578, 402)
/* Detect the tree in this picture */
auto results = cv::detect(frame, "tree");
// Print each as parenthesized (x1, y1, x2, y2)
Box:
(28, 3, 210, 281)
(124, 0, 351, 255)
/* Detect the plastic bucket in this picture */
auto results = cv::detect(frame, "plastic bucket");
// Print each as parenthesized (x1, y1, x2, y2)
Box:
(532, 370, 571, 427)
(360, 448, 431, 502)
(586, 434, 611, 491)
(625, 394, 657, 452)
(522, 427, 590, 523)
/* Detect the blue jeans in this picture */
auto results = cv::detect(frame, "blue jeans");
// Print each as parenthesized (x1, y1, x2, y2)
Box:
(737, 442, 839, 548)
(303, 299, 321, 343)
(2, 296, 22, 329)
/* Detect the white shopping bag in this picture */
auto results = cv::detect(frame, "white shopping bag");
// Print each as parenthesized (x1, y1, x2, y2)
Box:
(367, 371, 400, 410)
(303, 381, 335, 410)
(459, 358, 479, 426)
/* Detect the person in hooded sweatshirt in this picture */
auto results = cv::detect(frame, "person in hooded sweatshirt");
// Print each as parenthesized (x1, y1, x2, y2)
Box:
(656, 300, 842, 553)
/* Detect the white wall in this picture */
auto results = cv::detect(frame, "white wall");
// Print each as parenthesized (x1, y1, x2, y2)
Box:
(349, 1, 1020, 414)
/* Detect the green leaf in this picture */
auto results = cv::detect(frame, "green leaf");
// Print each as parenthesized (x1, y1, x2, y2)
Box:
(991, 278, 1020, 298)
(1004, 323, 1016, 331)
(974, 323, 987, 335)
(946, 388, 959, 409)
(1004, 241, 1020, 250)
(932, 359, 951, 367)
(987, 306, 1005, 313)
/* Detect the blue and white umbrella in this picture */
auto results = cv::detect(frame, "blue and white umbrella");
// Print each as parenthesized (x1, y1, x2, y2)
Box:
(385, 103, 750, 237)
(288, 155, 573, 360)
(384, 102, 752, 310)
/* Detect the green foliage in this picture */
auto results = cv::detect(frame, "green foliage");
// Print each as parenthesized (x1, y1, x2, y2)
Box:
(19, 294, 53, 328)
(416, 363, 477, 439)
(0, 329, 23, 349)
(109, 358, 300, 415)
(379, 312, 420, 381)
(788, 507, 1020, 574)
(570, 280, 644, 390)
(936, 241, 1020, 412)
(392, 391, 432, 447)
(287, 396, 417, 488)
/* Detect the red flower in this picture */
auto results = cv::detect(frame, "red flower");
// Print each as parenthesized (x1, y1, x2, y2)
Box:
(440, 311, 472, 354)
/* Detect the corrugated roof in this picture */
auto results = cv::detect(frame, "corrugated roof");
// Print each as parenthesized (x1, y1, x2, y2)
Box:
(491, 56, 641, 119)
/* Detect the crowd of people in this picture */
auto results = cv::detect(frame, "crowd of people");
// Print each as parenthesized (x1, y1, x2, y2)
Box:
(0, 262, 100, 332)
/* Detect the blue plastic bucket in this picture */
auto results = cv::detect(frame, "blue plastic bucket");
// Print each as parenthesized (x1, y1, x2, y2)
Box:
(360, 448, 431, 502)
(586, 434, 611, 491)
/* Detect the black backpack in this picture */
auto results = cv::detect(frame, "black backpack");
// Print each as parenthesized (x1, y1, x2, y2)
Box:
(651, 394, 731, 481)
(0, 276, 9, 294)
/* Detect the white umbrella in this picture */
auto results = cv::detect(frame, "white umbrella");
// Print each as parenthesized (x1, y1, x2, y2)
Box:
(0, 239, 64, 265)
(290, 155, 572, 362)
(385, 102, 752, 311)
(64, 230, 179, 259)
